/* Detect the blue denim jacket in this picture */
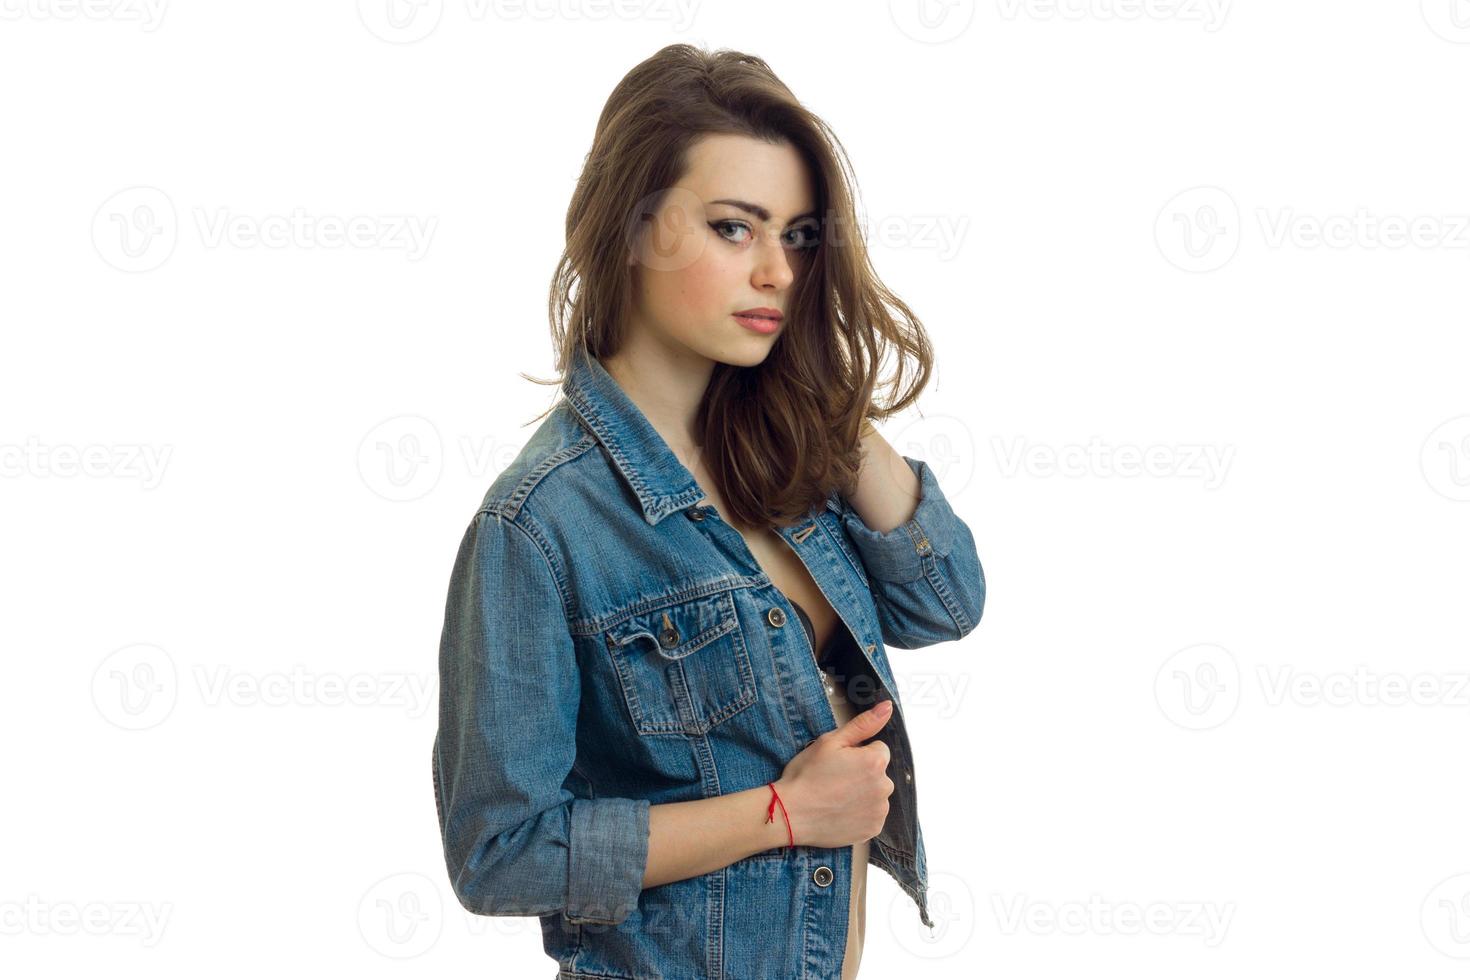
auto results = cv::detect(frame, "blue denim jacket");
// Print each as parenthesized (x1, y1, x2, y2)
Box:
(433, 345, 986, 979)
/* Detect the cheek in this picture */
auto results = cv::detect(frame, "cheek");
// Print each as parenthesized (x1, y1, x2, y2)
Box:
(650, 249, 735, 319)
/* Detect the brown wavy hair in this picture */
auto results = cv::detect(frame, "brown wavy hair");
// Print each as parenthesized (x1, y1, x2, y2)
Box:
(523, 42, 936, 530)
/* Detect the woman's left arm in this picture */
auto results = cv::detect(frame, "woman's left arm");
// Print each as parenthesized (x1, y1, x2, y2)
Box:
(840, 421, 986, 649)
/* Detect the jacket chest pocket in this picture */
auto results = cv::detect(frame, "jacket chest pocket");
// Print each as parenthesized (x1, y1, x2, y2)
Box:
(604, 588, 757, 737)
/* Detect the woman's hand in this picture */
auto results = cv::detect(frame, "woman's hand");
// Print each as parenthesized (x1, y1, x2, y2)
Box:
(773, 700, 896, 849)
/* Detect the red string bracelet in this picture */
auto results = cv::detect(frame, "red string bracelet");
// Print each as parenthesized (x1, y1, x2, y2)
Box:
(765, 782, 794, 848)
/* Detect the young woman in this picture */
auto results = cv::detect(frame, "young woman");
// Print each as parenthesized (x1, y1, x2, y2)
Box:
(433, 43, 985, 980)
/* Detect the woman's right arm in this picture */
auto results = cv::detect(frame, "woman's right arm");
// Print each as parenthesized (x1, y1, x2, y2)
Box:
(434, 508, 891, 913)
(645, 692, 894, 889)
(644, 780, 799, 888)
(434, 509, 651, 925)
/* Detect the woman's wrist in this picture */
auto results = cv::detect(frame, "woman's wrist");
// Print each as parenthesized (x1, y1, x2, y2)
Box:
(766, 777, 801, 848)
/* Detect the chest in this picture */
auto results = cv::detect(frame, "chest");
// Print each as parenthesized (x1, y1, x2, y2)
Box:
(692, 483, 839, 657)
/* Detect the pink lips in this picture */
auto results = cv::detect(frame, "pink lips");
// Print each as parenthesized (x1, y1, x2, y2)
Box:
(733, 308, 783, 335)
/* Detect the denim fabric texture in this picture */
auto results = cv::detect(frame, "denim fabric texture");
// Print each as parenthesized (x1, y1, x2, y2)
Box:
(433, 344, 986, 979)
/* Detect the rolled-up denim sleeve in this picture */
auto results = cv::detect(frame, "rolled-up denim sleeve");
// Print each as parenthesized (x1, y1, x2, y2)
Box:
(840, 455, 986, 649)
(432, 509, 649, 924)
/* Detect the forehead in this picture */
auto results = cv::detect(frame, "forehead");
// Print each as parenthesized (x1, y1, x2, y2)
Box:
(678, 133, 817, 220)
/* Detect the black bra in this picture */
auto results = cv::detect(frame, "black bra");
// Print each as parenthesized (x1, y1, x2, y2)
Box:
(787, 597, 844, 673)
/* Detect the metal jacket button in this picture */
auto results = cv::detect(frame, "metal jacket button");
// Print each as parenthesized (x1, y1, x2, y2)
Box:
(688, 507, 706, 521)
(812, 866, 833, 887)
(658, 612, 680, 648)
(766, 607, 786, 628)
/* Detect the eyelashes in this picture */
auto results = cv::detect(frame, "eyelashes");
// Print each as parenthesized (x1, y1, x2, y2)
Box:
(710, 220, 820, 250)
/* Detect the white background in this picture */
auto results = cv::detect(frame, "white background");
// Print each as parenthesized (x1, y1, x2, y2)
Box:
(4, 1, 1469, 977)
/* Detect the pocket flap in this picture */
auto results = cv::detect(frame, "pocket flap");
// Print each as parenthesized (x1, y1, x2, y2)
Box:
(607, 590, 739, 661)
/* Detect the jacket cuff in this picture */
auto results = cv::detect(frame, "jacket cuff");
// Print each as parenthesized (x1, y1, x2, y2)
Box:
(565, 796, 650, 925)
(840, 456, 958, 584)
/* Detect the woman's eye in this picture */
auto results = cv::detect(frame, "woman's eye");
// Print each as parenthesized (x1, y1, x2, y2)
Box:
(711, 220, 751, 243)
(712, 220, 820, 250)
(785, 225, 821, 250)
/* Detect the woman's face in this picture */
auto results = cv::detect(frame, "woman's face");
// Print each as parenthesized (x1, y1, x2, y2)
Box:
(625, 133, 820, 369)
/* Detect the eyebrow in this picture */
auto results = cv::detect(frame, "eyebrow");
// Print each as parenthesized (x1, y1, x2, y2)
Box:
(709, 199, 819, 225)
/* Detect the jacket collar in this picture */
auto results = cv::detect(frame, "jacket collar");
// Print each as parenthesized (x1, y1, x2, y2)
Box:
(561, 344, 844, 527)
(562, 345, 706, 526)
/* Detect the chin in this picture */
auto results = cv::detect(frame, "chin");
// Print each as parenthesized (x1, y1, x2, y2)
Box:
(716, 339, 777, 369)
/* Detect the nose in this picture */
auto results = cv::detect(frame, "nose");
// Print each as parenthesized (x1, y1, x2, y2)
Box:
(751, 229, 795, 292)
